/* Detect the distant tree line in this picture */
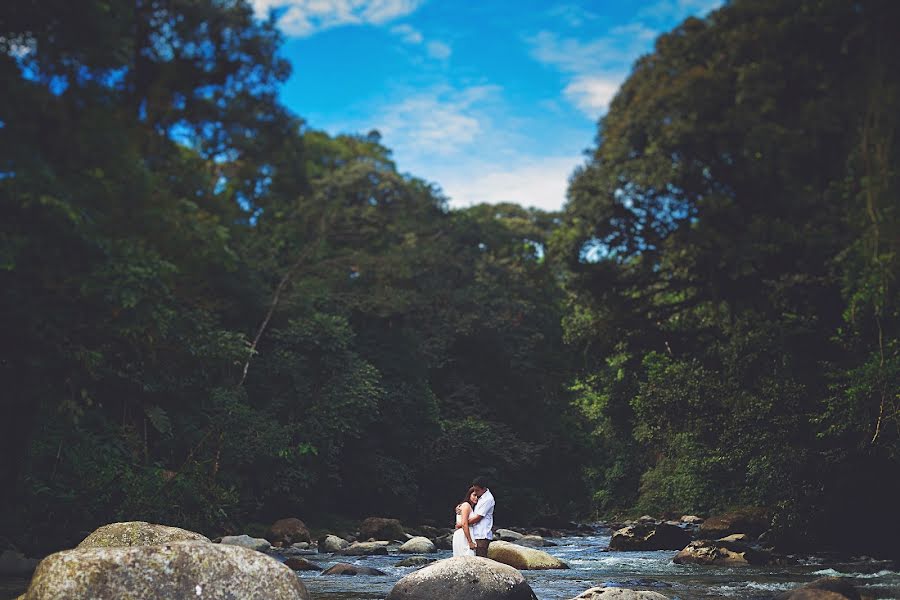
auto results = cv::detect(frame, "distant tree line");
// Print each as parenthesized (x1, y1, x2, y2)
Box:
(1, 0, 897, 556)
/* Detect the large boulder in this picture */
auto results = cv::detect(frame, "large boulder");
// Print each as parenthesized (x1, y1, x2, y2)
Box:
(570, 588, 669, 599)
(399, 536, 437, 553)
(319, 534, 350, 553)
(76, 521, 209, 548)
(23, 541, 310, 599)
(322, 562, 387, 576)
(487, 540, 569, 570)
(672, 540, 772, 566)
(268, 518, 311, 546)
(699, 508, 770, 539)
(342, 541, 389, 555)
(386, 556, 538, 600)
(608, 523, 691, 551)
(359, 517, 405, 541)
(773, 577, 862, 600)
(220, 534, 272, 553)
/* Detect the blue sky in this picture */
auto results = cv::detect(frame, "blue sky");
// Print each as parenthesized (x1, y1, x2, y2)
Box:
(252, 0, 722, 211)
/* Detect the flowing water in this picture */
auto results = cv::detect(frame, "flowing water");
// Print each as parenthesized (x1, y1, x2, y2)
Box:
(295, 529, 900, 600)
(3, 528, 899, 599)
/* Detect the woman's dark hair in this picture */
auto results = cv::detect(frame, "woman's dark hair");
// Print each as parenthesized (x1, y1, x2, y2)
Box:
(460, 485, 478, 506)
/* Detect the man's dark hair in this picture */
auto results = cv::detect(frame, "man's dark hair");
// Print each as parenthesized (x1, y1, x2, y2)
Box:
(472, 476, 489, 489)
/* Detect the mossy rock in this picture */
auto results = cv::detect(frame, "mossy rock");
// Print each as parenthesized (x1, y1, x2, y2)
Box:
(24, 541, 310, 599)
(487, 540, 569, 570)
(77, 521, 209, 548)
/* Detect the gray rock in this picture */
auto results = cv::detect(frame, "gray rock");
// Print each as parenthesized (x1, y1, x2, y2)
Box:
(399, 536, 437, 554)
(680, 515, 704, 525)
(570, 587, 669, 599)
(221, 534, 272, 553)
(515, 535, 545, 548)
(322, 562, 387, 576)
(342, 541, 389, 555)
(495, 529, 524, 541)
(77, 521, 209, 548)
(434, 534, 454, 550)
(319, 534, 350, 553)
(22, 541, 309, 599)
(386, 556, 538, 600)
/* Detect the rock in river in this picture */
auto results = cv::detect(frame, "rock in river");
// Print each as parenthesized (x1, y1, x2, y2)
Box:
(319, 534, 350, 553)
(386, 556, 538, 600)
(22, 540, 310, 600)
(672, 539, 772, 566)
(268, 517, 311, 546)
(399, 536, 437, 553)
(322, 562, 387, 576)
(342, 541, 389, 555)
(359, 517, 405, 541)
(699, 507, 769, 539)
(487, 540, 569, 570)
(77, 521, 209, 548)
(220, 534, 272, 553)
(608, 523, 691, 551)
(773, 576, 863, 600)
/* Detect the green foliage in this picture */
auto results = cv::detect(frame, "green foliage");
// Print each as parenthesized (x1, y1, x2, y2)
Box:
(557, 0, 900, 553)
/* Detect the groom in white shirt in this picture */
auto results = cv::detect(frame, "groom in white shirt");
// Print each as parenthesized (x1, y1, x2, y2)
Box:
(459, 476, 494, 557)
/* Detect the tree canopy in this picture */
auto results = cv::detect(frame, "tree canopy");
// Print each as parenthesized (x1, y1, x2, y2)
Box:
(1, 0, 897, 557)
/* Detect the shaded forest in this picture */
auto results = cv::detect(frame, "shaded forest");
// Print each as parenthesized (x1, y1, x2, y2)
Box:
(1, 0, 898, 558)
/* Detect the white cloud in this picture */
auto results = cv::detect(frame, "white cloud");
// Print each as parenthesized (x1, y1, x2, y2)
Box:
(426, 40, 452, 60)
(375, 85, 499, 157)
(390, 23, 423, 44)
(436, 156, 580, 211)
(546, 4, 597, 28)
(528, 1, 722, 118)
(564, 75, 622, 114)
(251, 0, 423, 37)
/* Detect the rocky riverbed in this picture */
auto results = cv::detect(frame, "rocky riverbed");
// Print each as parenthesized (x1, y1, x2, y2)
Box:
(3, 518, 900, 599)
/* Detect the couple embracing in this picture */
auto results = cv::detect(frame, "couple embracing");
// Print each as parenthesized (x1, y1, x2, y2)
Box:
(452, 476, 494, 558)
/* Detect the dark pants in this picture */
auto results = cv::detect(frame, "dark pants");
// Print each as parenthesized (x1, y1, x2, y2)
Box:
(475, 539, 490, 557)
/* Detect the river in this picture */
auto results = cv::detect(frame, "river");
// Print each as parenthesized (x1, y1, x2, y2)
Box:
(3, 527, 899, 599)
(295, 528, 900, 599)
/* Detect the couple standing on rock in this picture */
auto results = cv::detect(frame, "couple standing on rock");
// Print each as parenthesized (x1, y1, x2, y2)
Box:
(452, 476, 495, 558)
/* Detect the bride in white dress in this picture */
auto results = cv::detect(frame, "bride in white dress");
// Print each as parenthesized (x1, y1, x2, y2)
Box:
(452, 487, 479, 557)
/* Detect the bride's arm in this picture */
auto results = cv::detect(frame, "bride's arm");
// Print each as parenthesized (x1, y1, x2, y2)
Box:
(460, 504, 476, 548)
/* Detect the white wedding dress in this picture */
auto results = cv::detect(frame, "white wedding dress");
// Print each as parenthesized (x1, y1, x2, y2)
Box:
(452, 509, 475, 557)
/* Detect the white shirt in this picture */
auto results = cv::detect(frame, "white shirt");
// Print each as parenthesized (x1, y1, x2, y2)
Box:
(471, 488, 495, 540)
